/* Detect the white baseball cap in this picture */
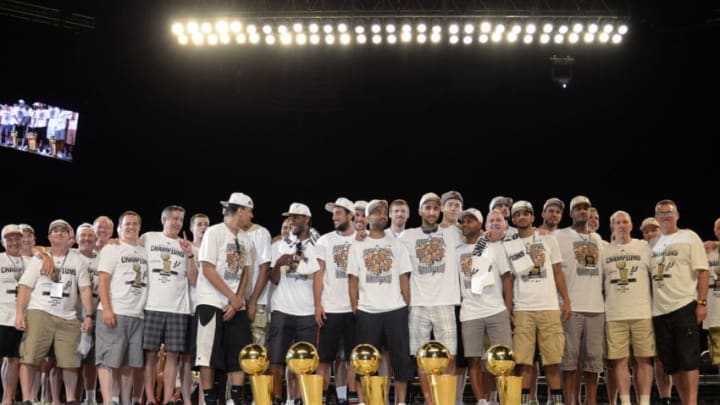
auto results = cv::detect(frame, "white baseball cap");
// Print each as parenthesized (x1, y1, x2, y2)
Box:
(325, 197, 355, 213)
(459, 208, 484, 224)
(419, 192, 441, 207)
(48, 219, 72, 234)
(489, 196, 513, 211)
(569, 195, 591, 211)
(511, 201, 534, 216)
(283, 202, 312, 217)
(354, 200, 368, 211)
(640, 217, 660, 231)
(543, 197, 565, 211)
(2, 224, 23, 239)
(365, 199, 389, 217)
(221, 192, 254, 208)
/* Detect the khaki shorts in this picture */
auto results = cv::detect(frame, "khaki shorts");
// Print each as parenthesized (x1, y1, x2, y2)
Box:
(606, 319, 655, 360)
(20, 309, 81, 368)
(513, 310, 564, 366)
(709, 327, 720, 366)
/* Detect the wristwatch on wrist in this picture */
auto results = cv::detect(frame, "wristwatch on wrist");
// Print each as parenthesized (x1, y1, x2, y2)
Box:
(85, 313, 95, 320)
(697, 299, 707, 306)
(187, 253, 195, 259)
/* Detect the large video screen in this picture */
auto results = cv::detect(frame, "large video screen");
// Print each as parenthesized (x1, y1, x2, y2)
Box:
(1, 99, 79, 162)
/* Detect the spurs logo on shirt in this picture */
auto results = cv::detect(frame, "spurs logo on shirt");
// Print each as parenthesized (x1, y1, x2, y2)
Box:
(332, 243, 351, 279)
(460, 252, 474, 289)
(573, 239, 599, 275)
(363, 246, 393, 284)
(415, 236, 446, 275)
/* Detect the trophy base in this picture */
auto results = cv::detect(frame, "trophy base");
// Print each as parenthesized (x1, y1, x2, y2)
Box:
(428, 374, 456, 405)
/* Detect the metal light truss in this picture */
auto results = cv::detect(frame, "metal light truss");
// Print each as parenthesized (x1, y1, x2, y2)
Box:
(0, 0, 95, 30)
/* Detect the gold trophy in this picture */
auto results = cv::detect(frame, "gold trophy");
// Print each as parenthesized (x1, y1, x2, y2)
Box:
(161, 252, 172, 275)
(27, 132, 37, 152)
(132, 263, 143, 287)
(350, 344, 386, 405)
(286, 341, 323, 405)
(485, 344, 521, 405)
(416, 341, 456, 405)
(239, 344, 272, 405)
(616, 260, 629, 286)
(10, 130, 18, 147)
(48, 135, 57, 156)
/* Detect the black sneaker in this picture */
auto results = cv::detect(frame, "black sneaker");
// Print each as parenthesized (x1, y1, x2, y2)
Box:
(294, 399, 303, 405)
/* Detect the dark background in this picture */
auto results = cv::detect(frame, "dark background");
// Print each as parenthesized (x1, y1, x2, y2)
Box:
(1, 1, 718, 244)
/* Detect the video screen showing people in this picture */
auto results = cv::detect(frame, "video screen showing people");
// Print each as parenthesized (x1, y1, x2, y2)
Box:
(0, 98, 79, 162)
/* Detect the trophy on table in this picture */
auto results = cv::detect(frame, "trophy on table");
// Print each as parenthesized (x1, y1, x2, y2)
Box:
(485, 344, 521, 405)
(350, 344, 386, 405)
(286, 341, 323, 405)
(416, 341, 455, 405)
(239, 344, 272, 405)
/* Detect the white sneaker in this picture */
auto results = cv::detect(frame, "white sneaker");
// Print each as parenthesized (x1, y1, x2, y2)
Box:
(227, 399, 236, 405)
(477, 400, 489, 405)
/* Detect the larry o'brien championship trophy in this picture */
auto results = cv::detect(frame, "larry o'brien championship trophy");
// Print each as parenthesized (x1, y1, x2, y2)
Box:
(350, 344, 386, 405)
(286, 341, 323, 405)
(485, 344, 521, 405)
(416, 341, 455, 405)
(239, 344, 272, 405)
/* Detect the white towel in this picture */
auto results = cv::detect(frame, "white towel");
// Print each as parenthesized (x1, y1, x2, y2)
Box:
(503, 237, 534, 274)
(470, 255, 495, 294)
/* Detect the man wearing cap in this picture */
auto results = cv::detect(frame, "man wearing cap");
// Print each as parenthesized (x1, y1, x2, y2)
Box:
(456, 209, 513, 405)
(74, 223, 100, 405)
(94, 211, 148, 405)
(508, 201, 571, 405)
(488, 196, 516, 236)
(268, 202, 325, 405)
(1, 224, 28, 405)
(538, 198, 565, 235)
(316, 197, 357, 405)
(19, 224, 36, 259)
(348, 199, 412, 405)
(16, 219, 94, 405)
(385, 199, 411, 239)
(194, 193, 254, 405)
(399, 192, 462, 405)
(639, 218, 661, 247)
(139, 206, 196, 405)
(554, 196, 604, 405)
(353, 201, 369, 232)
(650, 199, 708, 405)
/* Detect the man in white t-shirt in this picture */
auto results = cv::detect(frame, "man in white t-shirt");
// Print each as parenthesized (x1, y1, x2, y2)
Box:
(399, 192, 461, 405)
(554, 196, 604, 405)
(348, 199, 412, 405)
(704, 217, 720, 373)
(508, 201, 571, 405)
(74, 223, 100, 405)
(268, 202, 325, 405)
(538, 198, 565, 235)
(16, 219, 94, 405)
(385, 199, 410, 239)
(0, 224, 28, 405)
(457, 209, 513, 405)
(639, 218, 661, 248)
(316, 197, 357, 405)
(601, 211, 655, 405)
(650, 199, 709, 405)
(140, 205, 196, 405)
(353, 201, 368, 232)
(194, 193, 254, 405)
(95, 211, 149, 405)
(244, 216, 273, 347)
(93, 216, 114, 252)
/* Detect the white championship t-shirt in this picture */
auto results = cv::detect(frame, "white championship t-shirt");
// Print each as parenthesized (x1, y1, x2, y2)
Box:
(704, 248, 720, 329)
(245, 224, 272, 304)
(196, 223, 253, 310)
(21, 251, 90, 320)
(270, 237, 323, 316)
(347, 234, 411, 314)
(399, 227, 461, 306)
(602, 239, 653, 321)
(555, 228, 604, 313)
(142, 232, 190, 314)
(513, 233, 562, 312)
(457, 241, 511, 322)
(0, 253, 27, 326)
(97, 242, 149, 318)
(651, 229, 709, 316)
(316, 231, 356, 313)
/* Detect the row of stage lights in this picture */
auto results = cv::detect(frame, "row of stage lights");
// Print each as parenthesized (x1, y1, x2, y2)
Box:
(171, 18, 628, 47)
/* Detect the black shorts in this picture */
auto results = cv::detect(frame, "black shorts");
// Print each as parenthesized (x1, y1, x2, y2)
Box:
(454, 306, 468, 368)
(267, 311, 317, 365)
(653, 301, 701, 374)
(192, 305, 252, 372)
(318, 312, 355, 363)
(0, 325, 23, 357)
(355, 307, 414, 382)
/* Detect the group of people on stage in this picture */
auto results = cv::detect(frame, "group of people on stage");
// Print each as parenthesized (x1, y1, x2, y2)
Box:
(0, 191, 717, 405)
